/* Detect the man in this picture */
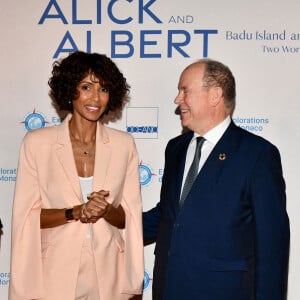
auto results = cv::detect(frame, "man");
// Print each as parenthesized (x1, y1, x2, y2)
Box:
(143, 59, 289, 300)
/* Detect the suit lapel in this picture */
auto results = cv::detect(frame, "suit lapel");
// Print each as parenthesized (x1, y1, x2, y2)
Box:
(55, 114, 82, 201)
(54, 116, 112, 201)
(173, 132, 193, 210)
(196, 121, 241, 187)
(93, 122, 112, 192)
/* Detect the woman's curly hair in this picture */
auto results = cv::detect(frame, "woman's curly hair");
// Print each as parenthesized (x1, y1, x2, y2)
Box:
(48, 51, 130, 118)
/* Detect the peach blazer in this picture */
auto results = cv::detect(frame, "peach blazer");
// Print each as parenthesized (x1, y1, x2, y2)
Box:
(9, 114, 144, 300)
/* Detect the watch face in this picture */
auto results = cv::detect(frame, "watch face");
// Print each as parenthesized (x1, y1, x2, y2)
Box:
(65, 208, 74, 221)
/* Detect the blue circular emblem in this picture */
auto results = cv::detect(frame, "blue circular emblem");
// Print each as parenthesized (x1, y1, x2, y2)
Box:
(139, 164, 153, 186)
(143, 270, 151, 290)
(24, 112, 46, 131)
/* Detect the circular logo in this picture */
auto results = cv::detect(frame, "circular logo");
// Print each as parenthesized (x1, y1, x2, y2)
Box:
(23, 111, 46, 131)
(143, 270, 152, 291)
(139, 164, 153, 186)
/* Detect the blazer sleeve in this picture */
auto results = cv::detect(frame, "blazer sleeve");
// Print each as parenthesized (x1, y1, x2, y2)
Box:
(142, 138, 173, 244)
(9, 133, 45, 300)
(119, 137, 144, 294)
(143, 202, 161, 243)
(251, 144, 289, 300)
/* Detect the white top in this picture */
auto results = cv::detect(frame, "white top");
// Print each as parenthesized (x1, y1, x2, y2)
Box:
(181, 116, 231, 195)
(79, 176, 93, 203)
(79, 176, 93, 238)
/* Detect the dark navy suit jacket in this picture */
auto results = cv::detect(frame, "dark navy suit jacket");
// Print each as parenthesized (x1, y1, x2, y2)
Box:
(143, 121, 289, 300)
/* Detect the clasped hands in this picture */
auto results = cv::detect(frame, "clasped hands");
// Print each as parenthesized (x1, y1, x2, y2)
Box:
(79, 190, 111, 223)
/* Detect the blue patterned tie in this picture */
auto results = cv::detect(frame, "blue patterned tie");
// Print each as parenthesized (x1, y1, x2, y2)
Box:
(179, 136, 205, 208)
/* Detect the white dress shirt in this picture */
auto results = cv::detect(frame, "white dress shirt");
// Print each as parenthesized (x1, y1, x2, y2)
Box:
(181, 116, 231, 195)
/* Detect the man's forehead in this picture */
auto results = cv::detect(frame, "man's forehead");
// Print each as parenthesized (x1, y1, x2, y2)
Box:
(178, 67, 204, 88)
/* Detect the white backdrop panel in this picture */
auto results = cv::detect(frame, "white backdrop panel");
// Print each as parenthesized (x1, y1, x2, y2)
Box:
(0, 1, 299, 299)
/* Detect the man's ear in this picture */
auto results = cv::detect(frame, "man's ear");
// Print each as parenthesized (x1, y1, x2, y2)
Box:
(209, 87, 223, 107)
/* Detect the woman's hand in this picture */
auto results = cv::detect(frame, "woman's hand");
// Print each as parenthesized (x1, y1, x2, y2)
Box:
(80, 190, 110, 223)
(80, 190, 125, 228)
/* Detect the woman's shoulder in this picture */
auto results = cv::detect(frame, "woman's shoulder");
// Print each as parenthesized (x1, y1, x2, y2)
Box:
(103, 125, 134, 141)
(23, 124, 59, 144)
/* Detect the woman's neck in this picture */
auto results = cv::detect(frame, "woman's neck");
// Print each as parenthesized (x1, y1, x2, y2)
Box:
(68, 118, 97, 144)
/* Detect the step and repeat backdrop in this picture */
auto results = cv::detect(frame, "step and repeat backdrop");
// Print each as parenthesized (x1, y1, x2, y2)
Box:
(1, 0, 300, 299)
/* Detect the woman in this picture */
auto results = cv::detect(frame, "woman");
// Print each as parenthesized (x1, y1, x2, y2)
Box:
(9, 52, 144, 300)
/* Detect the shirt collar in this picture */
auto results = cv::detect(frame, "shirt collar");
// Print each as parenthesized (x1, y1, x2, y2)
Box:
(193, 116, 231, 145)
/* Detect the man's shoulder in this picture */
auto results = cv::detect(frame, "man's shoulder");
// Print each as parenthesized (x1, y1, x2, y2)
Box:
(229, 122, 278, 152)
(168, 130, 193, 146)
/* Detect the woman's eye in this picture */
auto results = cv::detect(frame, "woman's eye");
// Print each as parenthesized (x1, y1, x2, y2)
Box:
(82, 85, 91, 91)
(100, 87, 109, 93)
